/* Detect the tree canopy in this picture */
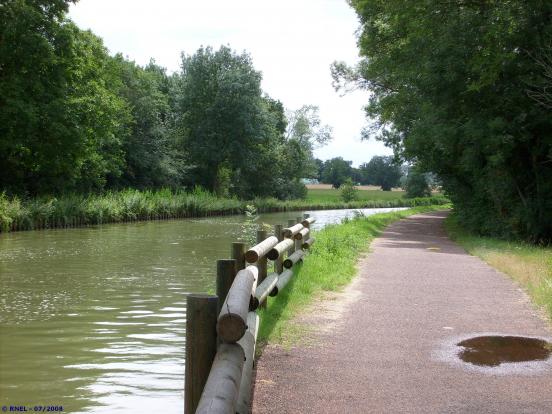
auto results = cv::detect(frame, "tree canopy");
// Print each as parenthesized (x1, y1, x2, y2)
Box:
(336, 0, 552, 242)
(1, 3, 332, 201)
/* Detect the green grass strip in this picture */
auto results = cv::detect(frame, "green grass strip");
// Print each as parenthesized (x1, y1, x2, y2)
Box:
(257, 204, 451, 347)
(445, 214, 552, 323)
(0, 188, 449, 233)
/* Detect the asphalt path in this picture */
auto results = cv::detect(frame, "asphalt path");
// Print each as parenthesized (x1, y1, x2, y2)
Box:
(252, 211, 552, 413)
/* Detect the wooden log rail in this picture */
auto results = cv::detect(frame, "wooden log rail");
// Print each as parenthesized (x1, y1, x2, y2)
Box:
(185, 213, 316, 414)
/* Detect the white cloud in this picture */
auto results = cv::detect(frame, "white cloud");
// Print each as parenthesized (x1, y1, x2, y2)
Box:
(69, 0, 392, 166)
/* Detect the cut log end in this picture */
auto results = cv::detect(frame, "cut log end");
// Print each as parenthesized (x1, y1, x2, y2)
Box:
(244, 250, 259, 263)
(217, 313, 247, 343)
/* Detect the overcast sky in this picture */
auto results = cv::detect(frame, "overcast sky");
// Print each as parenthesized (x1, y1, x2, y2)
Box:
(69, 0, 392, 167)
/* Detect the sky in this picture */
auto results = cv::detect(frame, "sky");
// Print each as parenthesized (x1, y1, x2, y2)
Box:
(69, 0, 392, 167)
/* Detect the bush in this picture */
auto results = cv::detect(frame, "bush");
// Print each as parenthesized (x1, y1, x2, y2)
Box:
(272, 179, 308, 200)
(405, 172, 431, 198)
(340, 178, 359, 202)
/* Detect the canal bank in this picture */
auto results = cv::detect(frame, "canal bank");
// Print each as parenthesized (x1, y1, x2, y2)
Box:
(0, 206, 421, 413)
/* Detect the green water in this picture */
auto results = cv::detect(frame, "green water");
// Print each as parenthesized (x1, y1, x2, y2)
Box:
(0, 208, 403, 413)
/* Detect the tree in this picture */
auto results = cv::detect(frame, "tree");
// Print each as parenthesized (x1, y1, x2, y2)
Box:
(340, 178, 359, 202)
(0, 1, 129, 194)
(359, 156, 402, 191)
(337, 0, 552, 242)
(283, 105, 333, 180)
(110, 56, 184, 189)
(404, 170, 431, 198)
(178, 46, 276, 195)
(320, 157, 352, 188)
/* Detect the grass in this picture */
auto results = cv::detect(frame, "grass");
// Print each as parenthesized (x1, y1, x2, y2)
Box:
(0, 188, 449, 233)
(445, 214, 552, 323)
(257, 204, 451, 347)
(306, 188, 406, 203)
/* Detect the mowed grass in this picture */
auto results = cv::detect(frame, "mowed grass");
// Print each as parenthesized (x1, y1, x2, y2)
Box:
(306, 188, 406, 203)
(446, 215, 552, 323)
(257, 204, 451, 347)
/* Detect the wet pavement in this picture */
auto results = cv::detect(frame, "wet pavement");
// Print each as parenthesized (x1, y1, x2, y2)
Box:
(252, 211, 552, 413)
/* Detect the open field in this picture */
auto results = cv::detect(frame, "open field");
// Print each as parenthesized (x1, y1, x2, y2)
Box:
(446, 215, 552, 323)
(306, 187, 406, 203)
(306, 184, 403, 191)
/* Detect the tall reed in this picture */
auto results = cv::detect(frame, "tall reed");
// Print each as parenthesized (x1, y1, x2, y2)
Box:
(0, 189, 449, 233)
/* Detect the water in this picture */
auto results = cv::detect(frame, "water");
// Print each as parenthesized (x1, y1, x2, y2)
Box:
(457, 336, 552, 367)
(0, 207, 404, 413)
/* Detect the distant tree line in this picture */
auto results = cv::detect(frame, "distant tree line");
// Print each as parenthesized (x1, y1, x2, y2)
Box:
(314, 155, 426, 197)
(0, 0, 331, 200)
(334, 0, 552, 242)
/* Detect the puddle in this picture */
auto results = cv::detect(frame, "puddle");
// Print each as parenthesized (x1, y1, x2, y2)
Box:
(457, 336, 552, 367)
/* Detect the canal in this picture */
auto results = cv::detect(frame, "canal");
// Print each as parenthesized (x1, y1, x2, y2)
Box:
(0, 207, 404, 413)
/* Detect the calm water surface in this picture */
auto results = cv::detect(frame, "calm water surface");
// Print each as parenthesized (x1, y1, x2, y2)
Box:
(0, 208, 404, 413)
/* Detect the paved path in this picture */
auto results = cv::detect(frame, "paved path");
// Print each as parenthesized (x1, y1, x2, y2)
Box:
(252, 211, 552, 414)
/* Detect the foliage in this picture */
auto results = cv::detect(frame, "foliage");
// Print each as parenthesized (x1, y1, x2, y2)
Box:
(1, 6, 325, 202)
(0, 2, 129, 194)
(340, 178, 359, 202)
(358, 156, 402, 191)
(0, 189, 449, 233)
(110, 56, 184, 188)
(338, 0, 552, 242)
(320, 157, 353, 188)
(404, 170, 431, 198)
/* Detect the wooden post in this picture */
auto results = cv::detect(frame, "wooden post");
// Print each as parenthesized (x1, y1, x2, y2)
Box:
(236, 312, 260, 414)
(295, 216, 303, 253)
(274, 268, 294, 294)
(266, 238, 294, 261)
(232, 242, 246, 273)
(185, 294, 219, 414)
(252, 273, 279, 309)
(256, 229, 268, 309)
(217, 266, 258, 343)
(302, 238, 316, 250)
(216, 259, 237, 315)
(284, 250, 305, 269)
(195, 343, 245, 414)
(274, 224, 283, 274)
(288, 219, 297, 253)
(245, 236, 278, 263)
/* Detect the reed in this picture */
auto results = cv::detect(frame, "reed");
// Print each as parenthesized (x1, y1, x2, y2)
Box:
(0, 189, 449, 233)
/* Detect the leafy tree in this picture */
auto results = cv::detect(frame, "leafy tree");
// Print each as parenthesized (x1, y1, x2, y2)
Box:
(174, 46, 284, 198)
(0, 1, 129, 194)
(359, 156, 402, 191)
(404, 170, 431, 198)
(109, 56, 184, 188)
(338, 0, 552, 241)
(340, 178, 359, 202)
(321, 157, 352, 188)
(283, 105, 333, 180)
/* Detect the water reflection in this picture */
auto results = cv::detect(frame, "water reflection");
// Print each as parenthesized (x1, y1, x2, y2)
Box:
(0, 207, 404, 413)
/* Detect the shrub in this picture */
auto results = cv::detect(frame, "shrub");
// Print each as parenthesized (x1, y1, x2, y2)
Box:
(340, 178, 359, 202)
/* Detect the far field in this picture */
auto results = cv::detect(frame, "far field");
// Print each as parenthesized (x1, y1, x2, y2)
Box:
(306, 185, 405, 203)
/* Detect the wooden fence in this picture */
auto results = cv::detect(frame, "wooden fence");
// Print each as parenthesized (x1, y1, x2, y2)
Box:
(184, 213, 316, 414)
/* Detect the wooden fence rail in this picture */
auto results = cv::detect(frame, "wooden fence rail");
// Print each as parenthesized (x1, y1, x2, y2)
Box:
(185, 213, 316, 414)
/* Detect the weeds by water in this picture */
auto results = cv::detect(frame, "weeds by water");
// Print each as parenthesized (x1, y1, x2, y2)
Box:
(0, 189, 449, 233)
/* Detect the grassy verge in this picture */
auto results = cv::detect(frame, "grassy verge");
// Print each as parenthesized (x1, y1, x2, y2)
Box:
(0, 188, 449, 233)
(257, 204, 451, 346)
(445, 214, 552, 323)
